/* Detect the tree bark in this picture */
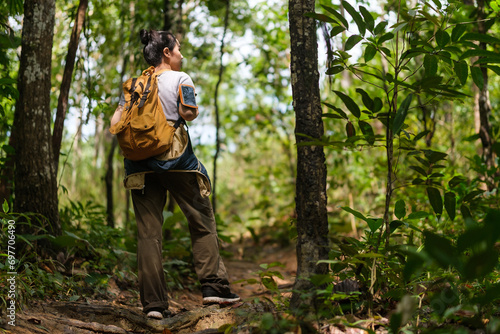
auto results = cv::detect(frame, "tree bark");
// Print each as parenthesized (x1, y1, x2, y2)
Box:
(289, 0, 329, 310)
(105, 136, 117, 228)
(212, 0, 230, 214)
(12, 0, 60, 236)
(476, 0, 495, 187)
(52, 0, 88, 173)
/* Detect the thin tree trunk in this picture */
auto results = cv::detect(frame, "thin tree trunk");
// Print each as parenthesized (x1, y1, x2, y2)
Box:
(176, 0, 184, 41)
(52, 0, 88, 173)
(71, 104, 84, 194)
(94, 113, 104, 168)
(13, 0, 60, 236)
(212, 0, 230, 214)
(0, 135, 15, 207)
(289, 0, 329, 311)
(105, 136, 117, 228)
(476, 0, 495, 188)
(164, 0, 172, 31)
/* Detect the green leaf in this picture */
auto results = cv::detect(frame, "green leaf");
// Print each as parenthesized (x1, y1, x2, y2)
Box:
(407, 211, 430, 220)
(471, 66, 484, 90)
(390, 220, 404, 233)
(426, 187, 443, 217)
(345, 34, 363, 51)
(373, 97, 383, 113)
(261, 277, 278, 290)
(334, 90, 361, 118)
(435, 29, 450, 48)
(364, 44, 377, 62)
(359, 120, 375, 145)
(2, 199, 8, 213)
(460, 32, 500, 45)
(341, 0, 366, 36)
(451, 24, 467, 42)
(424, 231, 457, 268)
(424, 55, 438, 77)
(463, 189, 484, 202)
(423, 150, 448, 163)
(359, 6, 374, 32)
(378, 32, 394, 45)
(402, 47, 427, 60)
(374, 21, 388, 35)
(323, 113, 344, 119)
(395, 199, 406, 219)
(323, 102, 349, 119)
(444, 192, 456, 221)
(326, 65, 344, 75)
(485, 65, 500, 76)
(321, 5, 349, 29)
(491, 0, 500, 12)
(393, 94, 413, 135)
(330, 25, 346, 37)
(449, 175, 467, 188)
(461, 49, 500, 60)
(355, 88, 374, 110)
(461, 204, 474, 226)
(454, 60, 468, 86)
(341, 206, 371, 224)
(409, 165, 428, 177)
(367, 218, 384, 232)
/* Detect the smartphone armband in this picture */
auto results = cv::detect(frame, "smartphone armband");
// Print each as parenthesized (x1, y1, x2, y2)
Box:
(179, 84, 198, 109)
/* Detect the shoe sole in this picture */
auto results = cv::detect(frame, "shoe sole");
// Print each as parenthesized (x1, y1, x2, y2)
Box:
(203, 296, 241, 305)
(146, 311, 163, 319)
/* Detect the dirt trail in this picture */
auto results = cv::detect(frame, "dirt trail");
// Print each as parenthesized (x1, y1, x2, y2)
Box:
(3, 242, 298, 333)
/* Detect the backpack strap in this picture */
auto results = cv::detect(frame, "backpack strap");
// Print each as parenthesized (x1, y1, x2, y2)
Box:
(137, 76, 152, 109)
(173, 117, 185, 129)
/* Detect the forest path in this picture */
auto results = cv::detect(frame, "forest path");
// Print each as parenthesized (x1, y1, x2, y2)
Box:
(8, 241, 299, 334)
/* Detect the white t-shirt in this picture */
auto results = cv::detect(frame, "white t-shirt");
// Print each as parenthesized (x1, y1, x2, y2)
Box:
(157, 71, 196, 121)
(119, 70, 196, 121)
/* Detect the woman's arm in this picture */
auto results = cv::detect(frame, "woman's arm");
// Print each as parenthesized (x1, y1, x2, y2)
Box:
(110, 105, 124, 127)
(179, 104, 199, 121)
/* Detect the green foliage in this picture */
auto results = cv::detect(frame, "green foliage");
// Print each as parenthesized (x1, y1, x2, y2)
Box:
(301, 0, 500, 331)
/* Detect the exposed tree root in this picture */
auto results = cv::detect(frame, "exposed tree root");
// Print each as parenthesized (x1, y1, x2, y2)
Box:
(6, 300, 252, 334)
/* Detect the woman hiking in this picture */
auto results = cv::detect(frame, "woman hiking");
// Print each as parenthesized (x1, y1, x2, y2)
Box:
(110, 29, 240, 320)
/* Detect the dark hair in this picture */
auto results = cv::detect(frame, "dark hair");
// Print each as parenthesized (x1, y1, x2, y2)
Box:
(139, 29, 177, 67)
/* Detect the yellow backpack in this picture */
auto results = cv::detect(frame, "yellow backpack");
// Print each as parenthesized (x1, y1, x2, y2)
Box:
(110, 66, 181, 161)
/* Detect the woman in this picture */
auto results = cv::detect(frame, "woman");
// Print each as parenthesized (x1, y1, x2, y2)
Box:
(110, 29, 240, 320)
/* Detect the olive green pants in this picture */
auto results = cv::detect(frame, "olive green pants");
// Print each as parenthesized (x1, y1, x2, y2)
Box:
(131, 172, 229, 313)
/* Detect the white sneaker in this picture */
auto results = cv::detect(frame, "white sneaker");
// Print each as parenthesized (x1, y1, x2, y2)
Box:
(146, 310, 162, 319)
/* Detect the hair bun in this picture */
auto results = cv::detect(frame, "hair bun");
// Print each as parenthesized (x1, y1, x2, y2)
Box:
(139, 29, 150, 45)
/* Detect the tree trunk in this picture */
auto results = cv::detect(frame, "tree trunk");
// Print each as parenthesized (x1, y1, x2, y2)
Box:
(12, 0, 60, 236)
(0, 135, 15, 207)
(164, 0, 172, 31)
(212, 0, 230, 214)
(476, 0, 495, 188)
(52, 0, 88, 173)
(176, 0, 184, 41)
(105, 136, 117, 228)
(289, 0, 329, 311)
